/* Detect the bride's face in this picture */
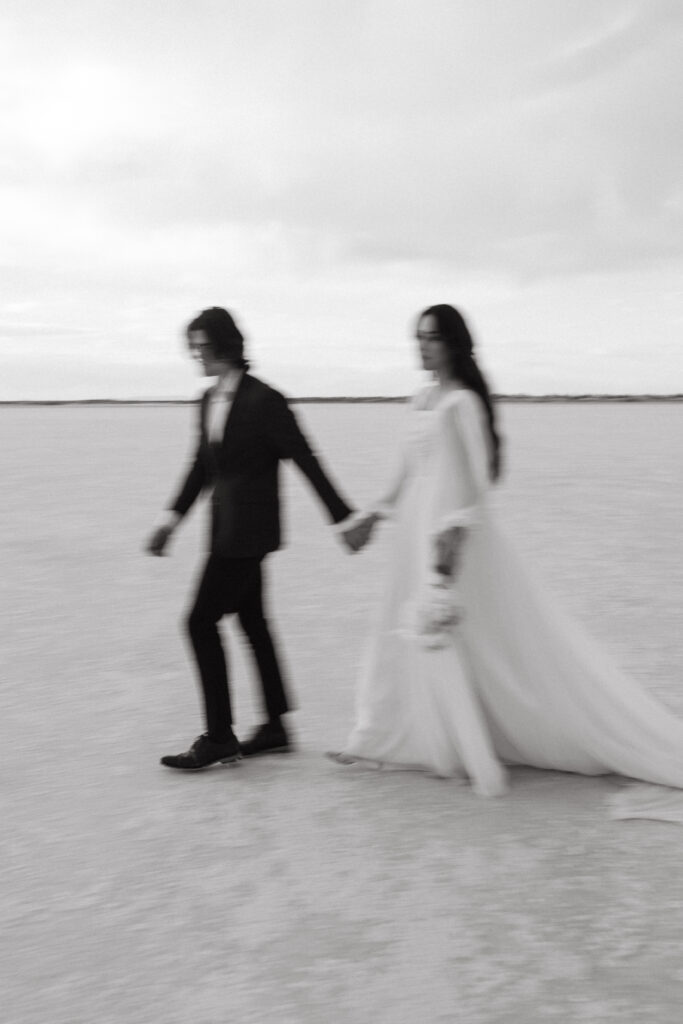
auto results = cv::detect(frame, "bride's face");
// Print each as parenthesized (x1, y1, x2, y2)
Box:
(416, 314, 449, 373)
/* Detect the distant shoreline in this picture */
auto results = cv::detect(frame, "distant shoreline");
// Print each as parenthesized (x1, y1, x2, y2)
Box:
(1, 394, 682, 406)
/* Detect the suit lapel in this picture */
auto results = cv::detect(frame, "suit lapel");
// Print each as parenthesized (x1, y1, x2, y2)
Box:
(199, 387, 221, 475)
(200, 385, 215, 443)
(219, 372, 252, 454)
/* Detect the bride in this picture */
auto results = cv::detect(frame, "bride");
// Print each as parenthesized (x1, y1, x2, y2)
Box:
(332, 304, 683, 820)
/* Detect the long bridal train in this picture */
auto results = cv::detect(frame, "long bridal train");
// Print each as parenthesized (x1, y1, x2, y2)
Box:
(335, 387, 683, 822)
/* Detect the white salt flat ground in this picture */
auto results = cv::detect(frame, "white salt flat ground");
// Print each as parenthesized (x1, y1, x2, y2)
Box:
(2, 401, 683, 1023)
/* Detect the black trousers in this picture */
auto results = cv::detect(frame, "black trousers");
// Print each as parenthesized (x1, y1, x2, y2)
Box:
(186, 555, 289, 742)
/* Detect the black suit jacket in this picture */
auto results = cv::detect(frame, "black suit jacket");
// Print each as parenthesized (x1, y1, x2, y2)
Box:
(169, 374, 353, 558)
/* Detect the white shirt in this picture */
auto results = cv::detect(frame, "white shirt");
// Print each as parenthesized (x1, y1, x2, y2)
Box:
(160, 369, 352, 542)
(159, 369, 243, 530)
(206, 368, 243, 443)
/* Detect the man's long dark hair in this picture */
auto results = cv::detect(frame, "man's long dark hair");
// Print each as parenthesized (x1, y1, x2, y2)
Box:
(418, 304, 502, 480)
(186, 307, 250, 370)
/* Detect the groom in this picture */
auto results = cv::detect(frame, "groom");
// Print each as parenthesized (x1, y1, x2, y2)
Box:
(147, 307, 365, 770)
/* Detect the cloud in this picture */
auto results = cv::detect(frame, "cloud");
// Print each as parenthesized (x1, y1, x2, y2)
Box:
(0, 0, 682, 396)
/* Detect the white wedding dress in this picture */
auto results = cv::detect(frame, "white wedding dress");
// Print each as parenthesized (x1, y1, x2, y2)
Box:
(338, 386, 683, 820)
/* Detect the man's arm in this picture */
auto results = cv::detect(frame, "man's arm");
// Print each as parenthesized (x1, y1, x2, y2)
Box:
(147, 511, 181, 556)
(167, 447, 208, 518)
(268, 391, 353, 524)
(146, 403, 209, 556)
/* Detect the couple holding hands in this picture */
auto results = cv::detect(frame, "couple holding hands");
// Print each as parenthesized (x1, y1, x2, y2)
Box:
(148, 304, 683, 821)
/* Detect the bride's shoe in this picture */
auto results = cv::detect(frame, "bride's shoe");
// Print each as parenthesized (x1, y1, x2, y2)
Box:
(326, 751, 386, 769)
(471, 766, 509, 798)
(325, 750, 359, 765)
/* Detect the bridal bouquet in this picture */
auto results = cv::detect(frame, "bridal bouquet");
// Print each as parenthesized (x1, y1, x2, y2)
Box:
(415, 573, 464, 649)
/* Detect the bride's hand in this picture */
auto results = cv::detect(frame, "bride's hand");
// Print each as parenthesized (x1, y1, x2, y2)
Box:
(433, 526, 465, 576)
(341, 513, 378, 553)
(415, 574, 464, 648)
(341, 512, 380, 552)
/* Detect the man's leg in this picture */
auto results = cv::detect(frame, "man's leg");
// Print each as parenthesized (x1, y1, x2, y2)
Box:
(186, 555, 261, 742)
(238, 559, 293, 756)
(237, 559, 290, 722)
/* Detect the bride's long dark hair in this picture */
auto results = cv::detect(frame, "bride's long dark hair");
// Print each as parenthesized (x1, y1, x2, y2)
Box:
(418, 304, 502, 480)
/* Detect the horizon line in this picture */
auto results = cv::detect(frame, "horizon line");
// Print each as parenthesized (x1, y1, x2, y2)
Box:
(1, 393, 682, 406)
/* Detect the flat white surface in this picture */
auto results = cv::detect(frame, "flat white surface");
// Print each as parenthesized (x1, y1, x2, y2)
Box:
(2, 402, 682, 1023)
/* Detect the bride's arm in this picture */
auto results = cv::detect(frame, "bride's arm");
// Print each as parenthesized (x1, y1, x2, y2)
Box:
(364, 389, 429, 522)
(368, 453, 408, 521)
(338, 394, 419, 538)
(337, 392, 424, 549)
(336, 455, 407, 549)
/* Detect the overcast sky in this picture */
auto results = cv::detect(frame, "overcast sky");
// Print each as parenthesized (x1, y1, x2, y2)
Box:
(1, 0, 682, 398)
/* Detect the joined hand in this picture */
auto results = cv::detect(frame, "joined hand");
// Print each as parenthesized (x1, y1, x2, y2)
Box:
(341, 515, 377, 553)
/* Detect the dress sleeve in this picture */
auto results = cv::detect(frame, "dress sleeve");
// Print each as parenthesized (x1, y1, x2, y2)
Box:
(431, 391, 492, 536)
(367, 390, 428, 518)
(366, 454, 407, 519)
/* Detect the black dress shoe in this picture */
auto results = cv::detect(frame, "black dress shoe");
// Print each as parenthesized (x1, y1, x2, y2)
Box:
(239, 722, 292, 758)
(160, 732, 241, 771)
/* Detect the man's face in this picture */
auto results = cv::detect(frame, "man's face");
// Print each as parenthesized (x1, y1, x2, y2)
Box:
(188, 329, 226, 377)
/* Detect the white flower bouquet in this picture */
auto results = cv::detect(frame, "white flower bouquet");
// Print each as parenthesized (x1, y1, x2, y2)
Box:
(415, 572, 464, 649)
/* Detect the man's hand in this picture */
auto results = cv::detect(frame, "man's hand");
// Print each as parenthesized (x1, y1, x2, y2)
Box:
(340, 514, 377, 553)
(146, 524, 174, 557)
